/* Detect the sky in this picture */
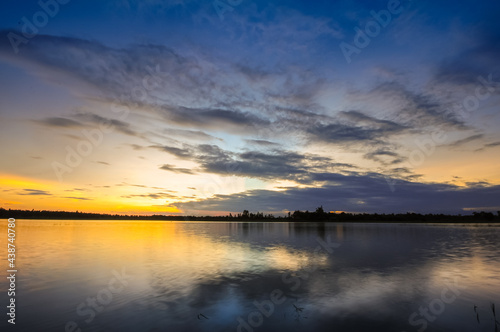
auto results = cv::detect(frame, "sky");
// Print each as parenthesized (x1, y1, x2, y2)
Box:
(0, 0, 499, 216)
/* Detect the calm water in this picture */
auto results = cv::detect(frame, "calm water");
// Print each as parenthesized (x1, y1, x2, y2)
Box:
(1, 220, 500, 332)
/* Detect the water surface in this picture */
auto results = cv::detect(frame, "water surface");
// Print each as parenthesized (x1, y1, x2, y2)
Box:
(1, 220, 499, 331)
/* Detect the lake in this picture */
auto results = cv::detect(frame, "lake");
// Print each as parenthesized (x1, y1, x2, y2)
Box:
(1, 220, 499, 332)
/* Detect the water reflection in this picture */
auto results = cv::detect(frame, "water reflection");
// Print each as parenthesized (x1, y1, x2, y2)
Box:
(0, 221, 499, 331)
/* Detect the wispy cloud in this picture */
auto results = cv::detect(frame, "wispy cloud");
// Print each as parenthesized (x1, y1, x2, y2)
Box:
(18, 189, 51, 196)
(75, 112, 139, 137)
(475, 141, 500, 152)
(36, 117, 84, 128)
(159, 164, 196, 174)
(63, 196, 93, 200)
(122, 192, 178, 199)
(447, 134, 484, 148)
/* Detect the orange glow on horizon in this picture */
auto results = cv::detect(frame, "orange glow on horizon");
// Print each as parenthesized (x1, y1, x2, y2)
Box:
(0, 173, 55, 189)
(0, 173, 183, 215)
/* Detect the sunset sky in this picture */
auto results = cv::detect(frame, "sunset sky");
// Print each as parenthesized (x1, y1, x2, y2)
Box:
(0, 0, 499, 215)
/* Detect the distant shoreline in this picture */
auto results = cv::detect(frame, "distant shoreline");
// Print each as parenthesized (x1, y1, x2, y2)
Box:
(8, 219, 500, 225)
(2, 208, 499, 223)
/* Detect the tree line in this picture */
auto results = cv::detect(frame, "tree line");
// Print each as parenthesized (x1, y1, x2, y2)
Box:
(1, 206, 499, 222)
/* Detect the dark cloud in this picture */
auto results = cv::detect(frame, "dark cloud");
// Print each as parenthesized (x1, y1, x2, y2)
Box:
(75, 112, 138, 137)
(160, 106, 270, 131)
(159, 164, 196, 174)
(464, 181, 491, 188)
(386, 167, 422, 181)
(245, 139, 280, 147)
(308, 123, 393, 143)
(485, 141, 500, 148)
(153, 142, 349, 182)
(18, 189, 51, 196)
(364, 149, 406, 165)
(340, 110, 405, 132)
(177, 174, 500, 214)
(201, 150, 309, 180)
(153, 145, 193, 158)
(293, 109, 408, 145)
(37, 117, 83, 128)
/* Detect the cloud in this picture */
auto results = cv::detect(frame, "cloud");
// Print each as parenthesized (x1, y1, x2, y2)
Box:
(122, 192, 178, 199)
(475, 140, 500, 152)
(364, 149, 406, 165)
(75, 112, 139, 137)
(364, 81, 468, 130)
(285, 109, 408, 146)
(153, 142, 350, 182)
(164, 129, 220, 142)
(307, 121, 403, 144)
(129, 144, 147, 150)
(115, 182, 178, 192)
(201, 149, 310, 180)
(245, 139, 280, 147)
(484, 141, 500, 148)
(153, 145, 193, 158)
(157, 106, 270, 132)
(340, 110, 405, 131)
(159, 164, 196, 174)
(177, 174, 500, 214)
(36, 117, 83, 128)
(18, 189, 51, 196)
(447, 134, 484, 148)
(65, 188, 88, 192)
(63, 196, 93, 200)
(0, 30, 330, 138)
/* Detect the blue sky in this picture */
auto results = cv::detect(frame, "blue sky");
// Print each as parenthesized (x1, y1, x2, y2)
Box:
(0, 0, 499, 215)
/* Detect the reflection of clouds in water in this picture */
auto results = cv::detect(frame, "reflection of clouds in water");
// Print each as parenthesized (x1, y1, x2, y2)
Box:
(144, 233, 330, 301)
(308, 253, 498, 322)
(267, 246, 329, 271)
(309, 269, 426, 316)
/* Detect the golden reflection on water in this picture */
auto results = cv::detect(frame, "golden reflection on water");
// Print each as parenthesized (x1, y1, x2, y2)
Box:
(0, 220, 331, 294)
